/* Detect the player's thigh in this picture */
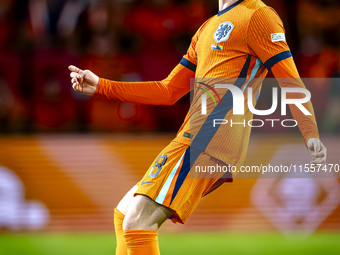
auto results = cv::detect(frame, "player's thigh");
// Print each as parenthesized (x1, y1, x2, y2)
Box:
(123, 194, 174, 231)
(117, 185, 138, 215)
(120, 142, 185, 230)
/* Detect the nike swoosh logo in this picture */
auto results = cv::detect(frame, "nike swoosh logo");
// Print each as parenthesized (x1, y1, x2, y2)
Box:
(141, 181, 155, 185)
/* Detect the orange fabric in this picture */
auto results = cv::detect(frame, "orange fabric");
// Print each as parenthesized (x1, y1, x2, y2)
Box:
(271, 57, 299, 78)
(123, 230, 160, 255)
(162, 154, 185, 206)
(95, 63, 193, 105)
(114, 208, 127, 255)
(136, 141, 231, 224)
(271, 58, 319, 145)
(95, 0, 320, 172)
(183, 3, 288, 78)
(247, 7, 289, 65)
(174, 0, 295, 170)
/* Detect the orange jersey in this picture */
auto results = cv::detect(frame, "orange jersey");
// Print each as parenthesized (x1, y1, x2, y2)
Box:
(95, 0, 319, 172)
(181, 0, 287, 79)
(171, 0, 319, 170)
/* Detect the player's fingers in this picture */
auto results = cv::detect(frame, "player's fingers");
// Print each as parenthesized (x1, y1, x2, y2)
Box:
(72, 83, 77, 91)
(320, 143, 327, 160)
(70, 72, 78, 78)
(71, 77, 78, 84)
(70, 72, 85, 82)
(78, 73, 84, 84)
(72, 71, 85, 83)
(312, 160, 325, 166)
(72, 83, 83, 92)
(314, 140, 321, 153)
(311, 157, 326, 165)
(68, 65, 83, 73)
(312, 152, 326, 158)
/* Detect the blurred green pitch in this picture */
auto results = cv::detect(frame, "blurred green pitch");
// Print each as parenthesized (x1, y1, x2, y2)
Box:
(1, 232, 340, 255)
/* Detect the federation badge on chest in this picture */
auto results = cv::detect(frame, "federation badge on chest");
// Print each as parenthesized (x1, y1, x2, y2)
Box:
(213, 21, 234, 43)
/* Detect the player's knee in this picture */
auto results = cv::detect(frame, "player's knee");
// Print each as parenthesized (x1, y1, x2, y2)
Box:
(123, 214, 147, 231)
(122, 197, 156, 231)
(122, 195, 171, 231)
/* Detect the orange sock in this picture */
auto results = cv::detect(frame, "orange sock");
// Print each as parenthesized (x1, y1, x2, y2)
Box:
(124, 230, 160, 255)
(114, 208, 127, 255)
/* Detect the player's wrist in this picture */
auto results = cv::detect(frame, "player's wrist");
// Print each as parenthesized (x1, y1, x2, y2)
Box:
(94, 77, 108, 96)
(305, 135, 320, 147)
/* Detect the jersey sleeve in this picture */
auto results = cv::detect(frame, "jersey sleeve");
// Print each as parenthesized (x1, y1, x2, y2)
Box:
(180, 31, 199, 72)
(271, 58, 320, 145)
(180, 17, 213, 72)
(94, 63, 193, 105)
(94, 18, 212, 105)
(247, 7, 292, 71)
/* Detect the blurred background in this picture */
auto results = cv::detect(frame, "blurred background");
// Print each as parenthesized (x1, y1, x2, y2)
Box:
(0, 0, 339, 254)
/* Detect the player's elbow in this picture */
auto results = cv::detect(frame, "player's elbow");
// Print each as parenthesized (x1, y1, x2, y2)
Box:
(157, 89, 179, 105)
(164, 93, 181, 106)
(162, 101, 176, 106)
(158, 79, 186, 105)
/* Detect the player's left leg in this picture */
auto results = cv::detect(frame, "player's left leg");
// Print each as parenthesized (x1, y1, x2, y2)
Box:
(117, 185, 138, 215)
(113, 142, 188, 254)
(114, 185, 173, 255)
(113, 185, 138, 255)
(113, 141, 231, 254)
(114, 208, 127, 255)
(123, 194, 174, 231)
(122, 194, 173, 255)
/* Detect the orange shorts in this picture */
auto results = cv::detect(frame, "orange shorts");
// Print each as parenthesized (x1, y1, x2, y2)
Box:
(135, 141, 232, 224)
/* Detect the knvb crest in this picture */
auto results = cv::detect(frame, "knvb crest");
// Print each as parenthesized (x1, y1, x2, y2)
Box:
(213, 21, 234, 43)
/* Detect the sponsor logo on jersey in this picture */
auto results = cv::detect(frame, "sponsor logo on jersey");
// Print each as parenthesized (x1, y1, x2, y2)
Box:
(271, 33, 286, 42)
(213, 21, 234, 43)
(211, 44, 224, 51)
(183, 132, 194, 139)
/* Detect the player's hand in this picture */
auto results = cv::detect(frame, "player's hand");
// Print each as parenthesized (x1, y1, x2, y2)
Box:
(307, 138, 327, 165)
(68, 65, 99, 95)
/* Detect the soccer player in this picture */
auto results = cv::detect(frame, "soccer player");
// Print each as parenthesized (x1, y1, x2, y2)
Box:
(69, 0, 327, 254)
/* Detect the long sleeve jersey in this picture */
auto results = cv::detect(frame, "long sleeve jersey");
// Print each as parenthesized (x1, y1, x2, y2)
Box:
(95, 0, 319, 170)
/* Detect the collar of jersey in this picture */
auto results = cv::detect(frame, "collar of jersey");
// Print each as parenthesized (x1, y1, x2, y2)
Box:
(217, 0, 244, 16)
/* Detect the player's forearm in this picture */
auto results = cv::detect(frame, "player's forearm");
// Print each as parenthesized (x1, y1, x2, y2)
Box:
(94, 63, 193, 105)
(278, 77, 320, 143)
(95, 79, 180, 105)
(272, 58, 320, 144)
(288, 101, 320, 144)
